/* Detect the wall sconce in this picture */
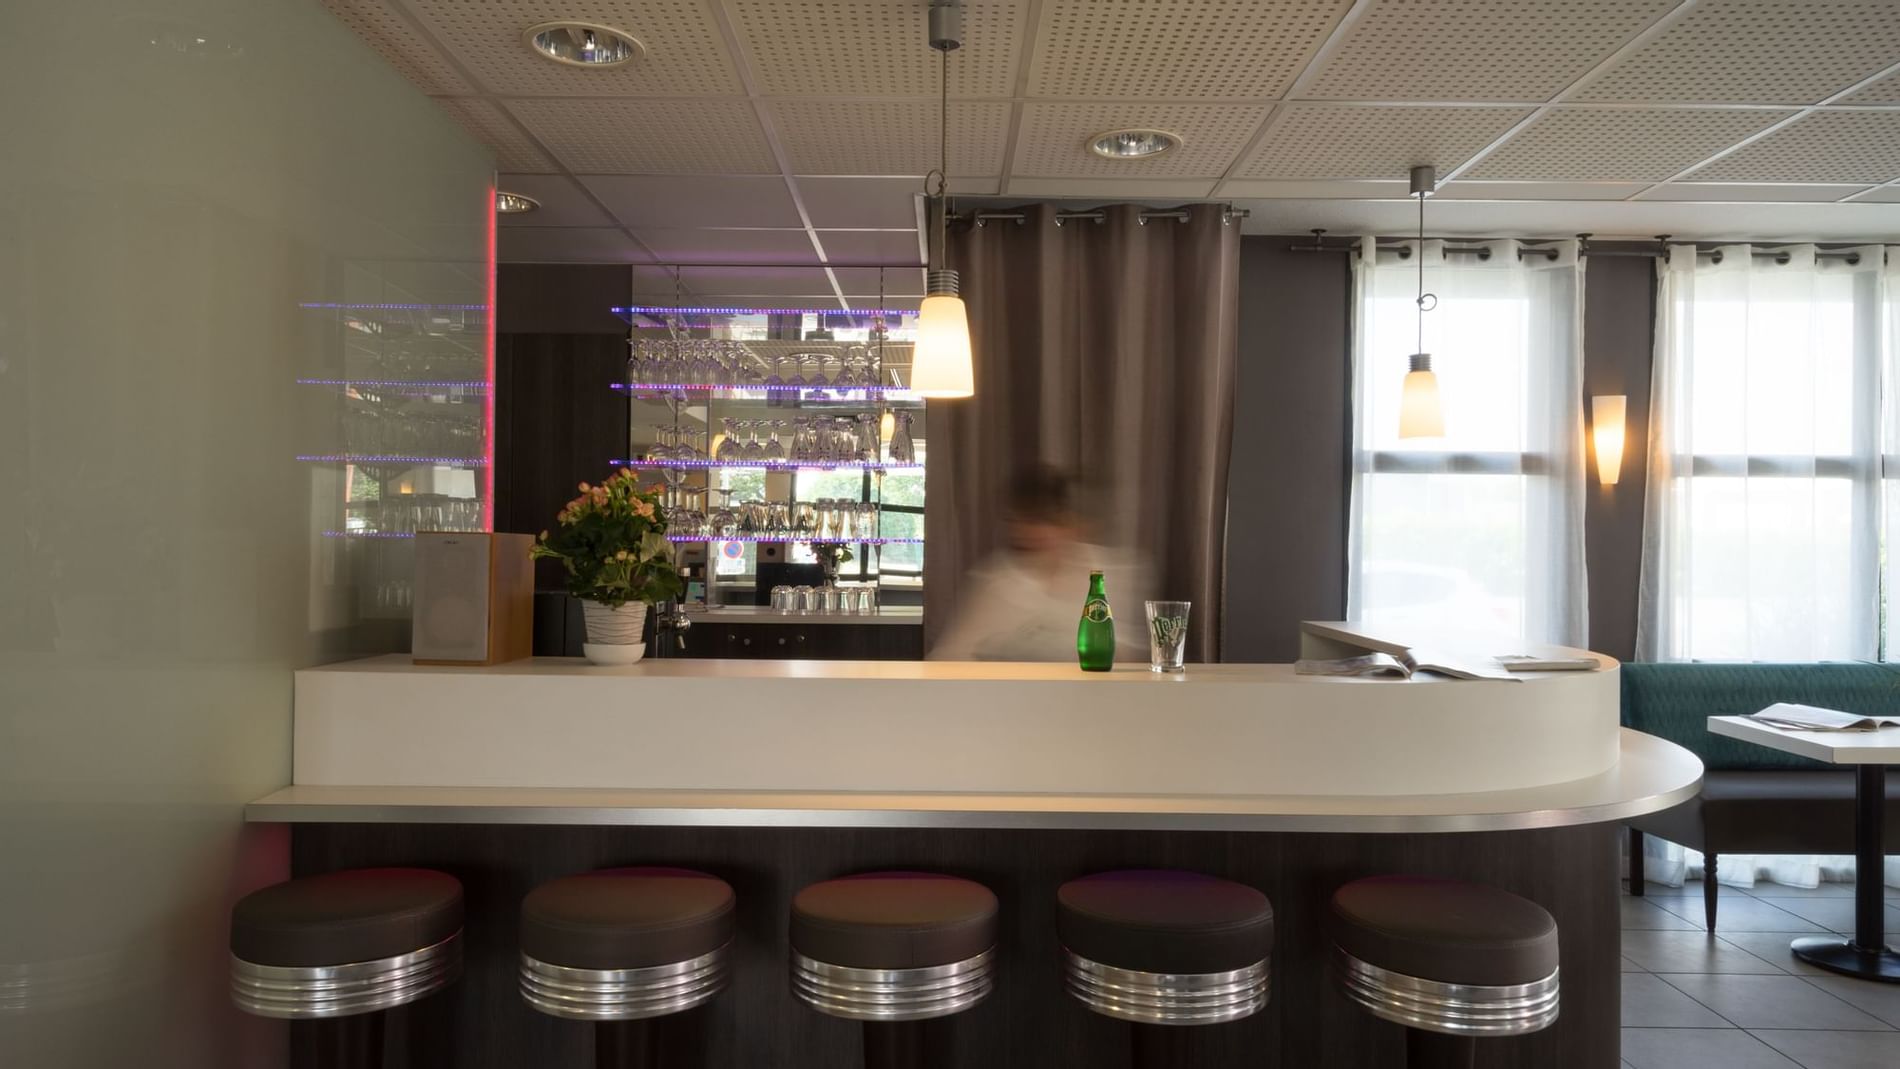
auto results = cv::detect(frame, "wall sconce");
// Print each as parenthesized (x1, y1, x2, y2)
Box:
(1592, 395, 1626, 485)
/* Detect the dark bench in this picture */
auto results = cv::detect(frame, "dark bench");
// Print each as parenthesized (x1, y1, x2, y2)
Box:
(1621, 662, 1900, 931)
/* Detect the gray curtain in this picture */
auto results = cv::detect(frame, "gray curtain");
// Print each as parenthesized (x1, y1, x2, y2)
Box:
(924, 203, 1240, 661)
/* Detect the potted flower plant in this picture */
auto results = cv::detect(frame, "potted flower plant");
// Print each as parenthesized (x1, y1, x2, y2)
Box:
(531, 468, 683, 665)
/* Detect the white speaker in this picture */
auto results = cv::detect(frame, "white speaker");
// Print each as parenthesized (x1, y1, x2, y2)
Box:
(411, 532, 534, 665)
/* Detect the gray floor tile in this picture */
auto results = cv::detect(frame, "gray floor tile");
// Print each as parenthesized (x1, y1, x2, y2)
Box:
(1657, 974, 1892, 1031)
(1714, 932, 1834, 977)
(1753, 897, 1900, 934)
(1626, 896, 1701, 930)
(1800, 975, 1900, 1030)
(1622, 954, 1647, 972)
(1622, 929, 1789, 974)
(1653, 896, 1827, 933)
(1744, 882, 1855, 899)
(1623, 973, 1734, 1028)
(1622, 1028, 1800, 1069)
(1749, 1029, 1900, 1069)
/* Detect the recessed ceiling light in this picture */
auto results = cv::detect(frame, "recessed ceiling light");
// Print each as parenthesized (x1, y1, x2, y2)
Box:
(1088, 129, 1182, 161)
(523, 21, 644, 68)
(495, 191, 540, 214)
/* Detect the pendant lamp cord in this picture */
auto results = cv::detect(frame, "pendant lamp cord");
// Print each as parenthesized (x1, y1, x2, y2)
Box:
(1414, 179, 1436, 355)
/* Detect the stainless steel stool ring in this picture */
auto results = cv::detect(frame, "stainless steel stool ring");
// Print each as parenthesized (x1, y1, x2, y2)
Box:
(1062, 948, 1269, 1026)
(230, 930, 464, 1020)
(1333, 945, 1559, 1037)
(791, 947, 995, 1022)
(519, 942, 730, 1021)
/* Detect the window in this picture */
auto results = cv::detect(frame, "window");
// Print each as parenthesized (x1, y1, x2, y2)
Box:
(1639, 244, 1886, 662)
(1348, 239, 1587, 645)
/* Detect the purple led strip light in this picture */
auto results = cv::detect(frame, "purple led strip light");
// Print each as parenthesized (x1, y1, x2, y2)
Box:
(613, 459, 921, 471)
(666, 535, 923, 544)
(322, 530, 417, 539)
(297, 454, 490, 466)
(300, 302, 489, 311)
(299, 378, 488, 389)
(614, 305, 904, 318)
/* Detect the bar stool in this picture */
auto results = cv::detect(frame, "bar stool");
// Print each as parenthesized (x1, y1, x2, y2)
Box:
(1330, 875, 1560, 1069)
(790, 871, 998, 1069)
(229, 868, 463, 1069)
(1056, 869, 1271, 1063)
(518, 867, 734, 1069)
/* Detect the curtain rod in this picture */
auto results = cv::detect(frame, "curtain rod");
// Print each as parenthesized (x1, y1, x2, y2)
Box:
(1287, 229, 1868, 264)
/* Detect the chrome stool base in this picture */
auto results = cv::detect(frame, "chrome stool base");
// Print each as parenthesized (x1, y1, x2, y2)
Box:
(1062, 949, 1269, 1026)
(519, 944, 730, 1021)
(230, 931, 463, 1020)
(1333, 946, 1560, 1037)
(791, 948, 995, 1022)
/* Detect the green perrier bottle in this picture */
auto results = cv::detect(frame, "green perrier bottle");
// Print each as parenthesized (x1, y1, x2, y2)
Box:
(1077, 570, 1115, 672)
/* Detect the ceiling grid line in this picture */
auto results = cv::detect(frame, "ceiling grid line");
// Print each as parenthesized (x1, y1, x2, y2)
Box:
(1208, 0, 1370, 200)
(996, 0, 1047, 197)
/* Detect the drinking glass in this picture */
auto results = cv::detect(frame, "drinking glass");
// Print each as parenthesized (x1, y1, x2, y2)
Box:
(771, 585, 794, 612)
(793, 586, 816, 614)
(1144, 601, 1192, 674)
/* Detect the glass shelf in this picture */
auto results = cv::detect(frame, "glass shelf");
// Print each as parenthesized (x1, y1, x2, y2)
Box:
(297, 454, 489, 466)
(613, 382, 916, 400)
(666, 535, 923, 545)
(612, 458, 920, 472)
(301, 378, 488, 391)
(612, 304, 907, 326)
(322, 530, 419, 539)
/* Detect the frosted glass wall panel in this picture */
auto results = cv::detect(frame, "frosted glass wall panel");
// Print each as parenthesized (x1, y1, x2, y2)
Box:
(0, 1, 493, 1065)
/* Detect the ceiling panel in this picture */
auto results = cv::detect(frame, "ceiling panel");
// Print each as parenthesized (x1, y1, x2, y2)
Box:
(1852, 184, 1900, 203)
(507, 99, 778, 175)
(431, 98, 557, 172)
(795, 178, 924, 228)
(403, 0, 742, 96)
(493, 174, 619, 225)
(1015, 102, 1270, 178)
(1233, 105, 1531, 181)
(1028, 1, 1350, 99)
(1464, 107, 1796, 181)
(1687, 111, 1900, 183)
(727, 0, 1025, 96)
(1432, 181, 1653, 200)
(669, 266, 839, 296)
(581, 175, 803, 228)
(1301, 1, 1678, 102)
(498, 226, 651, 262)
(812, 230, 926, 264)
(769, 99, 1012, 176)
(1633, 181, 1874, 201)
(320, 0, 473, 93)
(832, 266, 928, 296)
(1576, 1, 1900, 105)
(1839, 70, 1900, 105)
(632, 228, 820, 263)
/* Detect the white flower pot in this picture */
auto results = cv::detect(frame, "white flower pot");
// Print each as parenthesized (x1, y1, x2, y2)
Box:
(580, 601, 649, 666)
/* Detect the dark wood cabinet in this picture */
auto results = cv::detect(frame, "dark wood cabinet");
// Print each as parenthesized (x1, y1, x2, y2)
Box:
(675, 621, 922, 661)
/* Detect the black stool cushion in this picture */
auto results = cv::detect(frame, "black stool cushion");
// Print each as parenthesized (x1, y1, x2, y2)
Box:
(521, 867, 736, 971)
(230, 868, 463, 968)
(1330, 875, 1558, 987)
(1057, 869, 1273, 975)
(791, 871, 997, 970)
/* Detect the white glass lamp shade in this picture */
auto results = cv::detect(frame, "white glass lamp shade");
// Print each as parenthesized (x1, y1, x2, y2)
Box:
(1593, 394, 1626, 485)
(1398, 357, 1444, 439)
(911, 294, 974, 398)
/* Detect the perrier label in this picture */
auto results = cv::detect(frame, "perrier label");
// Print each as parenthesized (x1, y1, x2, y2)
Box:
(1077, 570, 1115, 672)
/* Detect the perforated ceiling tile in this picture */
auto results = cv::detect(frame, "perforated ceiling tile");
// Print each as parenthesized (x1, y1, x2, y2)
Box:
(1015, 103, 1270, 178)
(832, 266, 928, 295)
(507, 99, 777, 175)
(403, 1, 741, 96)
(1029, 1, 1350, 99)
(728, 1, 1025, 97)
(498, 227, 650, 263)
(1302, 1, 1678, 102)
(1464, 107, 1796, 181)
(431, 98, 558, 172)
(583, 176, 803, 228)
(320, 0, 472, 93)
(1575, 1, 1900, 104)
(633, 228, 820, 263)
(1233, 104, 1531, 180)
(768, 100, 1011, 176)
(1839, 69, 1900, 105)
(1688, 110, 1900, 182)
(795, 177, 925, 228)
(814, 230, 926, 265)
(492, 174, 618, 226)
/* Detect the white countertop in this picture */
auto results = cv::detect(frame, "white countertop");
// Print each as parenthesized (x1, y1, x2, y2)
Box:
(250, 728, 1700, 832)
(1709, 715, 1900, 764)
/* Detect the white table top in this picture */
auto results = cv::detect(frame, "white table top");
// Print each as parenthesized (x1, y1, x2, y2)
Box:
(1709, 715, 1900, 765)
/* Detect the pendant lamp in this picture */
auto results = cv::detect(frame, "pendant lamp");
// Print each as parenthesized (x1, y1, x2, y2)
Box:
(910, 1, 975, 399)
(1398, 165, 1444, 439)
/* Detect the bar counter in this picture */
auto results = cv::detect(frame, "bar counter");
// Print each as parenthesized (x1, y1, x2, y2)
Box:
(253, 639, 1700, 1068)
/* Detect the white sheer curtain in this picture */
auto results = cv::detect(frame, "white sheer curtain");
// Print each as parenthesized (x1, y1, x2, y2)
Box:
(1637, 243, 1899, 892)
(1637, 244, 1885, 662)
(1347, 238, 1588, 646)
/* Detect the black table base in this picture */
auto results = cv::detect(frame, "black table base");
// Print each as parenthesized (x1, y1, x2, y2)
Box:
(1790, 763, 1900, 983)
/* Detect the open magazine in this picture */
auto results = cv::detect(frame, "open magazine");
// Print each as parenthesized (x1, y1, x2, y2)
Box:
(1294, 649, 1519, 682)
(1748, 702, 1900, 733)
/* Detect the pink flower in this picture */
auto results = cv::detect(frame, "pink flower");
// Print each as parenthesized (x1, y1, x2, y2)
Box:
(578, 482, 591, 492)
